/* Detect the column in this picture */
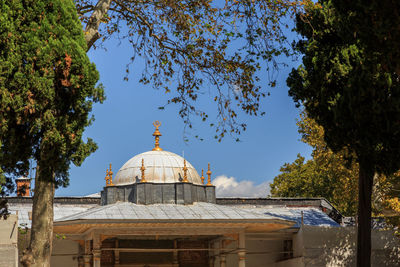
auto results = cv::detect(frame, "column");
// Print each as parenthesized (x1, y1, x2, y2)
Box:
(173, 240, 178, 266)
(92, 249, 101, 267)
(115, 239, 120, 266)
(238, 232, 246, 267)
(83, 239, 92, 267)
(92, 233, 101, 267)
(83, 254, 91, 267)
(220, 253, 227, 267)
(219, 240, 226, 267)
(208, 241, 214, 267)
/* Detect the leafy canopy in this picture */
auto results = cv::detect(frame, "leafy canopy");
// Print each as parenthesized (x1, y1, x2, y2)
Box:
(0, 0, 103, 188)
(287, 0, 400, 172)
(76, 0, 301, 140)
(270, 112, 358, 216)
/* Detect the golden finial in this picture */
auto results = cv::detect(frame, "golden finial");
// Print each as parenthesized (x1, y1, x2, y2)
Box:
(206, 163, 212, 186)
(140, 158, 147, 183)
(152, 120, 163, 151)
(182, 159, 189, 183)
(201, 169, 205, 184)
(105, 168, 110, 186)
(108, 163, 114, 186)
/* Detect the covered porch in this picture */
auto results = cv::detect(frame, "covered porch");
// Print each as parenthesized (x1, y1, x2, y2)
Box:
(53, 202, 295, 267)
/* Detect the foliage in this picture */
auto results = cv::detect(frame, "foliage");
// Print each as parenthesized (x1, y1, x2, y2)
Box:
(0, 0, 102, 265)
(288, 0, 400, 172)
(0, 0, 102, 186)
(287, 0, 400, 265)
(270, 112, 358, 216)
(76, 0, 302, 140)
(272, 112, 400, 220)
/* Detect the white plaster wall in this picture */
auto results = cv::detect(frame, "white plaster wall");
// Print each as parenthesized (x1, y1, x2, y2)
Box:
(0, 215, 18, 267)
(275, 257, 304, 267)
(295, 225, 400, 267)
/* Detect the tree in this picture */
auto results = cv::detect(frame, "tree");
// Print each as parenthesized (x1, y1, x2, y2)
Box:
(76, 0, 302, 140)
(272, 112, 400, 224)
(270, 113, 359, 216)
(2, 1, 302, 265)
(287, 0, 400, 266)
(0, 1, 102, 266)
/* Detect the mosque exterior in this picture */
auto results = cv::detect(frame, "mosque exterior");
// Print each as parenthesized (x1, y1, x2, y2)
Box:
(2, 121, 400, 267)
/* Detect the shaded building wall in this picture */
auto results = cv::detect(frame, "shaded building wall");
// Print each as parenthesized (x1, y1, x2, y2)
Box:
(50, 238, 80, 267)
(0, 215, 18, 267)
(293, 225, 400, 267)
(213, 238, 288, 267)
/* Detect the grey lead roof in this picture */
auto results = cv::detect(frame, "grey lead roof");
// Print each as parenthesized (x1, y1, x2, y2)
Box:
(9, 201, 339, 228)
(55, 202, 288, 222)
(9, 203, 98, 228)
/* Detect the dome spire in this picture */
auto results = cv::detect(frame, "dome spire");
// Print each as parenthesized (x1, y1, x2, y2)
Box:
(206, 163, 212, 186)
(152, 121, 163, 151)
(105, 164, 114, 186)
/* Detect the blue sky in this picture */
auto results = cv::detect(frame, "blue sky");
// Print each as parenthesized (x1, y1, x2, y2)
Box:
(55, 33, 312, 197)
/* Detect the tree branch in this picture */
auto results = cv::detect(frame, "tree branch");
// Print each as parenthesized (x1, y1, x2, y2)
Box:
(84, 0, 113, 51)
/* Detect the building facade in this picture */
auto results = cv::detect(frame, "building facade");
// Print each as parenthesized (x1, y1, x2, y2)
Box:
(3, 122, 400, 266)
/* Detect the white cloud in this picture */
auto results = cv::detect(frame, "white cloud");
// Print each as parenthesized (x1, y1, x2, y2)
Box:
(213, 175, 270, 198)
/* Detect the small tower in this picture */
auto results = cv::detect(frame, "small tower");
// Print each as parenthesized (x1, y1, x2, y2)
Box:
(15, 177, 31, 197)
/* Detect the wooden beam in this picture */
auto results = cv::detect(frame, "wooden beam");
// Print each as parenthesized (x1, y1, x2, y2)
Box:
(100, 248, 235, 252)
(89, 227, 245, 236)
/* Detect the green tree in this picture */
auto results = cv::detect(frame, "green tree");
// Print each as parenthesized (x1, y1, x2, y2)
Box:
(0, 1, 102, 266)
(272, 112, 400, 225)
(287, 1, 400, 266)
(270, 112, 358, 216)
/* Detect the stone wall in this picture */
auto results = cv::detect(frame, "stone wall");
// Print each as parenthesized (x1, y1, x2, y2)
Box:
(101, 183, 216, 205)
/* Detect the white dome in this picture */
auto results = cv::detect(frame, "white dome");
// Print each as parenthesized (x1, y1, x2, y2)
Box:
(113, 150, 202, 185)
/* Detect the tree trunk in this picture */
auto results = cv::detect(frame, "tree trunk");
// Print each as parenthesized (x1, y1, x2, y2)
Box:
(21, 164, 55, 267)
(357, 158, 374, 267)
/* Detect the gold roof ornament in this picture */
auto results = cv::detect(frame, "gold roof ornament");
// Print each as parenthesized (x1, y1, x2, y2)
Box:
(140, 158, 147, 183)
(105, 168, 110, 186)
(182, 159, 189, 183)
(152, 120, 163, 151)
(105, 164, 114, 187)
(206, 163, 212, 186)
(201, 169, 205, 184)
(108, 163, 114, 186)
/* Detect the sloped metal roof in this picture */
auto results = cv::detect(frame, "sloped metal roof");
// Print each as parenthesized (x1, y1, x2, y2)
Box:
(55, 202, 286, 222)
(244, 207, 339, 227)
(8, 199, 339, 228)
(9, 203, 98, 228)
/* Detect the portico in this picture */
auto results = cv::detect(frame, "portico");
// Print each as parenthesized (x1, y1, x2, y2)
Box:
(54, 202, 294, 267)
